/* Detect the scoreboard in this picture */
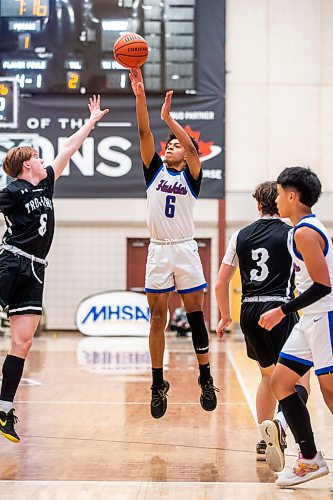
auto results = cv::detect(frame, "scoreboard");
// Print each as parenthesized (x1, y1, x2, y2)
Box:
(0, 0, 196, 94)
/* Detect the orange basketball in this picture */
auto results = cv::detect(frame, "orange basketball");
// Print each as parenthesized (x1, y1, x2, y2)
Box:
(113, 33, 149, 69)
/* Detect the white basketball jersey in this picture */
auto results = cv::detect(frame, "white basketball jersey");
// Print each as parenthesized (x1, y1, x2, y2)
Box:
(288, 214, 333, 313)
(146, 163, 199, 240)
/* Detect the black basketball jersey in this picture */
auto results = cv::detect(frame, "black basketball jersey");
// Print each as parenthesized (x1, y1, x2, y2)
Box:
(236, 218, 294, 299)
(0, 166, 55, 259)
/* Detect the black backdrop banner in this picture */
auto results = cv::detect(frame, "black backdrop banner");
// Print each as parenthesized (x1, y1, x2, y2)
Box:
(0, 0, 225, 198)
(0, 93, 224, 198)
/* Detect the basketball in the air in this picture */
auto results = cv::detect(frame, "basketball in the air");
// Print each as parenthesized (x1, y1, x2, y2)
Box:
(113, 33, 149, 68)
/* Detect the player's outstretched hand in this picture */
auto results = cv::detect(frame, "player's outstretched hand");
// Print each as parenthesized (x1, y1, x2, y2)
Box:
(216, 317, 232, 339)
(161, 90, 173, 121)
(129, 68, 145, 96)
(88, 95, 109, 122)
(258, 306, 285, 331)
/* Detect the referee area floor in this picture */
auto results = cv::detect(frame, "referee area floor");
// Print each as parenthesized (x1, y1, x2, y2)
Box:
(0, 332, 332, 499)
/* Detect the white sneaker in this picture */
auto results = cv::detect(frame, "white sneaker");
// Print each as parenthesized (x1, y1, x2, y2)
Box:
(276, 451, 329, 488)
(329, 484, 333, 493)
(259, 419, 286, 472)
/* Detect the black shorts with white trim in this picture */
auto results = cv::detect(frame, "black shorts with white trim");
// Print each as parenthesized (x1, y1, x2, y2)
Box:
(0, 250, 44, 316)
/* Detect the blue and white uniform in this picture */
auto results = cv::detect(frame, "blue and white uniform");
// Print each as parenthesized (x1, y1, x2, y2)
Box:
(144, 153, 207, 294)
(280, 214, 333, 375)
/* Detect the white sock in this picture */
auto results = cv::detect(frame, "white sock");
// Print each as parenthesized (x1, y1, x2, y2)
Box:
(0, 400, 14, 413)
(275, 411, 288, 433)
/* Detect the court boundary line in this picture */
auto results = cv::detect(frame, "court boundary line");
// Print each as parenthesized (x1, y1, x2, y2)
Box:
(0, 480, 293, 484)
(226, 342, 257, 423)
(13, 401, 248, 405)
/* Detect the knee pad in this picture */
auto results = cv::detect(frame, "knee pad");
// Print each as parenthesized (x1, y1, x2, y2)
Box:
(278, 384, 309, 413)
(295, 384, 309, 405)
(186, 311, 209, 354)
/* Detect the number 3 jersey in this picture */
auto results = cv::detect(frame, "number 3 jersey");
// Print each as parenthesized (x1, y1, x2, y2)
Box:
(223, 217, 294, 299)
(143, 153, 201, 240)
(0, 166, 55, 259)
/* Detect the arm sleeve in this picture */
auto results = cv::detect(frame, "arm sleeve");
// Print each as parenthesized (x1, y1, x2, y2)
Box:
(45, 166, 55, 195)
(222, 230, 240, 267)
(0, 189, 14, 215)
(281, 282, 332, 314)
(143, 152, 163, 187)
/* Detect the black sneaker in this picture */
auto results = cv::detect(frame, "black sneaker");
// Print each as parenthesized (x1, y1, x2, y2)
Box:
(198, 377, 219, 411)
(256, 439, 267, 461)
(0, 409, 20, 443)
(259, 419, 287, 472)
(150, 380, 170, 419)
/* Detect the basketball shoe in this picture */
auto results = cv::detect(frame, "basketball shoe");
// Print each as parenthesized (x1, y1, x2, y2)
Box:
(198, 377, 219, 411)
(150, 380, 169, 419)
(259, 419, 286, 472)
(0, 408, 20, 443)
(256, 440, 267, 461)
(276, 452, 329, 488)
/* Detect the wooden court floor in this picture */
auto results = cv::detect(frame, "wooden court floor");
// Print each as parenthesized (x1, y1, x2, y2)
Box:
(0, 332, 332, 499)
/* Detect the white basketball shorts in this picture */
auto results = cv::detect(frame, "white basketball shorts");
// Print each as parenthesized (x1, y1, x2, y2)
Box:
(145, 239, 208, 294)
(279, 312, 333, 375)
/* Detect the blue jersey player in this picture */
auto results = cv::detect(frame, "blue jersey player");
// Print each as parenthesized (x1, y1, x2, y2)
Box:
(130, 68, 218, 419)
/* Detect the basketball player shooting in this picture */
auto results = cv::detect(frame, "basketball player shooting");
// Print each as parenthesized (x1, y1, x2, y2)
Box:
(129, 67, 218, 419)
(0, 95, 108, 443)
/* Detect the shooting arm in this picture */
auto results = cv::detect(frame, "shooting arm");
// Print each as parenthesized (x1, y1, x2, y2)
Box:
(130, 68, 155, 167)
(161, 91, 201, 179)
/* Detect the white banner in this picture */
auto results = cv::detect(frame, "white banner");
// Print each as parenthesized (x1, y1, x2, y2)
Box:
(76, 290, 169, 337)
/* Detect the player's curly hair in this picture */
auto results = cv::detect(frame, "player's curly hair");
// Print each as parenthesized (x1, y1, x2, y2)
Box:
(252, 181, 278, 216)
(277, 167, 321, 207)
(166, 133, 200, 154)
(2, 146, 37, 178)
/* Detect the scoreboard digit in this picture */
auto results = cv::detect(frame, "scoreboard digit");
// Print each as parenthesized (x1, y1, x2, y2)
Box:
(0, 77, 18, 128)
(66, 71, 80, 92)
(0, 0, 49, 18)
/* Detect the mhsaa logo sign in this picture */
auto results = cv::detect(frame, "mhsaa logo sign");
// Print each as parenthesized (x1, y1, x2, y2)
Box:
(76, 291, 151, 336)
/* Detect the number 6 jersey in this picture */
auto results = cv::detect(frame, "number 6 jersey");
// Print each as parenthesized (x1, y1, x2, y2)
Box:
(143, 153, 202, 240)
(223, 217, 294, 300)
(0, 166, 55, 259)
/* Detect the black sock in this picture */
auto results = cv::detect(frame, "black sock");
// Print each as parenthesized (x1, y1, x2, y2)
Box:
(279, 392, 317, 459)
(199, 363, 211, 383)
(278, 384, 309, 413)
(295, 384, 309, 405)
(152, 368, 163, 387)
(0, 355, 25, 402)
